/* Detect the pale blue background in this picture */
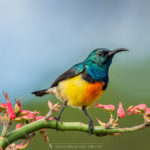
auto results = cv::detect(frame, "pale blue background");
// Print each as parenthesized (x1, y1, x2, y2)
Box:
(0, 0, 150, 101)
(0, 1, 150, 149)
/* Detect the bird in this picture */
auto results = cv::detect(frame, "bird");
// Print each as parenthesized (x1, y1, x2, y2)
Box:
(32, 48, 128, 134)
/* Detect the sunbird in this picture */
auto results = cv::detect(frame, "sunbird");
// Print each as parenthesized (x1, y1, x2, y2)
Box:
(32, 48, 128, 134)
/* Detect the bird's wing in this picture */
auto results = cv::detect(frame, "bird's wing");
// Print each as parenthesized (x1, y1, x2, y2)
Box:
(50, 63, 85, 88)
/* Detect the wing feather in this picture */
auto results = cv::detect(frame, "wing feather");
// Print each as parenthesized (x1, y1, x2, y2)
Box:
(50, 63, 85, 88)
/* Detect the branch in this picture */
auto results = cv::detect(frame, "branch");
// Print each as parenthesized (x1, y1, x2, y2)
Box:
(0, 119, 150, 149)
(0, 94, 150, 150)
(1, 122, 11, 138)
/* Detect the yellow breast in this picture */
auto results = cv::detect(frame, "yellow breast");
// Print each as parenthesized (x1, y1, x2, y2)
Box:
(56, 74, 105, 107)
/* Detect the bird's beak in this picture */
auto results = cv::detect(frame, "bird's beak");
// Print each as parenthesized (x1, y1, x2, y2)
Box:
(108, 48, 129, 57)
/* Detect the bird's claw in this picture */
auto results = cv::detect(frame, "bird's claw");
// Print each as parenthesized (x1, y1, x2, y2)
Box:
(88, 120, 94, 135)
(54, 116, 62, 131)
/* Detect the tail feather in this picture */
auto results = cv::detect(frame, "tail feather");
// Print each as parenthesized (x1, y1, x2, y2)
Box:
(32, 89, 48, 97)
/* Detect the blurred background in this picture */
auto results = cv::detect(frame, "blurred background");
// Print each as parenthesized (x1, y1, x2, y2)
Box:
(0, 0, 150, 149)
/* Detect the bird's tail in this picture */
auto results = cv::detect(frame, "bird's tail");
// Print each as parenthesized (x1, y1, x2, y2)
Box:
(32, 89, 48, 97)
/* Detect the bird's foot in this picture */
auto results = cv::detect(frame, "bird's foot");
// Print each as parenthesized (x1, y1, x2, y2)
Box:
(54, 116, 62, 131)
(88, 120, 94, 135)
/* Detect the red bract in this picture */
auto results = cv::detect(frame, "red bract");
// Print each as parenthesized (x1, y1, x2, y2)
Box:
(16, 139, 31, 150)
(15, 123, 23, 130)
(127, 104, 147, 115)
(117, 103, 125, 118)
(23, 110, 39, 115)
(127, 107, 140, 115)
(146, 108, 150, 116)
(15, 110, 39, 121)
(95, 103, 115, 111)
(7, 101, 16, 120)
(36, 116, 54, 121)
(22, 111, 35, 120)
(134, 104, 147, 111)
(36, 116, 44, 120)
(3, 92, 16, 120)
(39, 129, 49, 143)
(96, 118, 105, 126)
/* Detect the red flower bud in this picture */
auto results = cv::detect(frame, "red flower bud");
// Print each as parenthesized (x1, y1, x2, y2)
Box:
(3, 92, 16, 120)
(15, 123, 23, 130)
(134, 104, 147, 111)
(15, 110, 39, 121)
(16, 139, 31, 149)
(117, 102, 125, 118)
(36, 115, 54, 121)
(36, 116, 44, 120)
(95, 103, 115, 111)
(146, 108, 150, 116)
(127, 104, 147, 115)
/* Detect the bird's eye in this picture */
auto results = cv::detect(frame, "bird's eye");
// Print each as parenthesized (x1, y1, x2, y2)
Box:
(97, 51, 103, 56)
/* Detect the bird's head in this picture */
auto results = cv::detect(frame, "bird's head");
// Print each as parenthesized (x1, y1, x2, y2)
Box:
(85, 48, 128, 69)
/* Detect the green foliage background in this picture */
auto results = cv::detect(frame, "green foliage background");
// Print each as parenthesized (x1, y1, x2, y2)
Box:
(25, 60, 150, 150)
